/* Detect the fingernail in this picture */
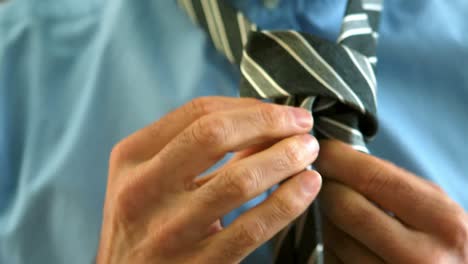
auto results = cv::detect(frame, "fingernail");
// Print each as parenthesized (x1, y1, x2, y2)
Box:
(291, 107, 313, 129)
(300, 171, 322, 195)
(301, 134, 319, 155)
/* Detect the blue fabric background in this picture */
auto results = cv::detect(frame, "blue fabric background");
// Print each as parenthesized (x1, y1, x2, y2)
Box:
(1, 0, 467, 263)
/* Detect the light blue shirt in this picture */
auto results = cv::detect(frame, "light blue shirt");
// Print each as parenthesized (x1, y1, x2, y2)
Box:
(1, 0, 467, 263)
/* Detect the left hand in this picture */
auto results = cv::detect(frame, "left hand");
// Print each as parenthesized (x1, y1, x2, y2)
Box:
(315, 140, 468, 264)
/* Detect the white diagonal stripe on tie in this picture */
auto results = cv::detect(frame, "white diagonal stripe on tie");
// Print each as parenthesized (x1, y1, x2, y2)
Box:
(338, 27, 373, 43)
(209, 0, 235, 63)
(180, 0, 198, 24)
(200, 0, 223, 52)
(343, 13, 368, 23)
(362, 0, 383, 11)
(343, 46, 377, 102)
(237, 12, 248, 46)
(241, 50, 290, 97)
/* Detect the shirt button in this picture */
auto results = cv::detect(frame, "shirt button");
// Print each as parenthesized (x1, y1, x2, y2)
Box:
(263, 0, 280, 9)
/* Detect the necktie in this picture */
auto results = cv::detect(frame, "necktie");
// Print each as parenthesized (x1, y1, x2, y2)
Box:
(177, 0, 383, 263)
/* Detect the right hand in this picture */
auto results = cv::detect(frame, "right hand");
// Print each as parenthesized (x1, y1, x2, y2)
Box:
(96, 97, 322, 263)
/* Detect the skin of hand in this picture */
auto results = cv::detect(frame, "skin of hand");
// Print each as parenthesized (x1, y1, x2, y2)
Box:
(315, 140, 468, 264)
(96, 97, 322, 263)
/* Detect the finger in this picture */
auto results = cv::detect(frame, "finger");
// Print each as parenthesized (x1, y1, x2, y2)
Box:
(315, 139, 455, 233)
(204, 170, 322, 263)
(322, 215, 384, 264)
(189, 134, 319, 227)
(320, 180, 419, 263)
(149, 103, 314, 189)
(116, 97, 261, 161)
(226, 140, 278, 164)
(193, 140, 277, 187)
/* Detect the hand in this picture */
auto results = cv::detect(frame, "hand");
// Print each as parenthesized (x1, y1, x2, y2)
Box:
(315, 140, 468, 264)
(96, 97, 322, 263)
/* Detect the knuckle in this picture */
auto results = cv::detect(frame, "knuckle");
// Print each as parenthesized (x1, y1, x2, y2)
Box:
(332, 195, 354, 219)
(191, 115, 229, 146)
(151, 218, 186, 250)
(236, 220, 267, 248)
(113, 184, 139, 224)
(270, 193, 304, 219)
(444, 210, 468, 254)
(222, 167, 260, 199)
(283, 138, 307, 166)
(109, 140, 132, 165)
(361, 161, 394, 196)
(187, 97, 220, 117)
(348, 203, 374, 228)
(222, 222, 264, 260)
(221, 241, 244, 260)
(257, 104, 288, 130)
(111, 166, 154, 224)
(328, 189, 367, 227)
(272, 155, 291, 172)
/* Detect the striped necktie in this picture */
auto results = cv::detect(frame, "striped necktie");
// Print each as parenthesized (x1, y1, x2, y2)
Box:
(178, 0, 383, 263)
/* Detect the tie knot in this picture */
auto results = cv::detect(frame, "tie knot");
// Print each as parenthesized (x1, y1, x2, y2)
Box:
(239, 30, 378, 145)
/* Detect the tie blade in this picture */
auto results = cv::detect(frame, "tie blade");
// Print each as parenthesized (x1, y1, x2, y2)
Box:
(338, 0, 384, 59)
